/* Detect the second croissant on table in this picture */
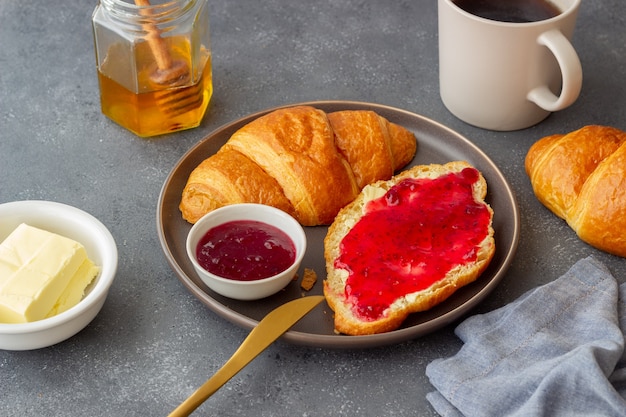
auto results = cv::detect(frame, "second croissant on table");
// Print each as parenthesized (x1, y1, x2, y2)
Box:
(180, 106, 417, 226)
(525, 125, 626, 257)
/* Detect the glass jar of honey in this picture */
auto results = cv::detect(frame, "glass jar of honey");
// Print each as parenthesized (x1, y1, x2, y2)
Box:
(92, 0, 212, 137)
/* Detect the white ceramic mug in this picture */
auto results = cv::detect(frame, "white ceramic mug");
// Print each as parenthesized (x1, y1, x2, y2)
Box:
(438, 0, 582, 131)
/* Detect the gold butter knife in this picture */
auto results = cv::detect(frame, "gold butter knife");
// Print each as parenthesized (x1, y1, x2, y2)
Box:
(167, 295, 325, 417)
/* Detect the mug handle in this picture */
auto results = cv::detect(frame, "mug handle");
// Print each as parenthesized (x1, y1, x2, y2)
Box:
(527, 28, 583, 112)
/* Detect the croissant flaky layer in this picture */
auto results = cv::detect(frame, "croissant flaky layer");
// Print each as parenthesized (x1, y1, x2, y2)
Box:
(180, 106, 417, 226)
(525, 125, 626, 257)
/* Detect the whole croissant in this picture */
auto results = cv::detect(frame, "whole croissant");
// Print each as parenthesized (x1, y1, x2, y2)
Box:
(180, 106, 417, 226)
(525, 125, 626, 257)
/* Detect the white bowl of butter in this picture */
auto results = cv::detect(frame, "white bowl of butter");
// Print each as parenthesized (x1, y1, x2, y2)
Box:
(0, 200, 118, 350)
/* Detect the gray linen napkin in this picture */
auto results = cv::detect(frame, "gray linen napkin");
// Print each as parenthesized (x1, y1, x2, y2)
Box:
(426, 256, 626, 417)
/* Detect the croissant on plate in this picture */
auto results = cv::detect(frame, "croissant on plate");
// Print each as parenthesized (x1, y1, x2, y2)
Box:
(525, 125, 626, 257)
(180, 106, 417, 226)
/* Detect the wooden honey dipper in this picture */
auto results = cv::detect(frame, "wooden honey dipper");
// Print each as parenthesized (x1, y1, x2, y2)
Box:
(135, 0, 190, 86)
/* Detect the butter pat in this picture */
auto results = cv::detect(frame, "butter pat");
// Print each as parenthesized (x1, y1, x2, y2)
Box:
(45, 259, 100, 319)
(0, 224, 100, 323)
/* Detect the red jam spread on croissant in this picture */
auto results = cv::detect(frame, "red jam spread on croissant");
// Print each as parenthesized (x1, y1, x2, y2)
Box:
(196, 220, 296, 281)
(334, 167, 491, 320)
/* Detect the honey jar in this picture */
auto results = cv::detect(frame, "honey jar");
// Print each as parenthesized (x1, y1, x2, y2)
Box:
(92, 0, 212, 137)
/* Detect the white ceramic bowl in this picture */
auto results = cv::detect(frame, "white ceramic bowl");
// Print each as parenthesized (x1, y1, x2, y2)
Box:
(186, 204, 307, 300)
(0, 201, 118, 350)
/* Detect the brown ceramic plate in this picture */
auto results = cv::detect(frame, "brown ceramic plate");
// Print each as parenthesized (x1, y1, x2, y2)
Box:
(156, 101, 520, 349)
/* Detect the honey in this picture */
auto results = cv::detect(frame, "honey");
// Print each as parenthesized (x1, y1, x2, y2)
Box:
(97, 39, 212, 137)
(92, 0, 212, 137)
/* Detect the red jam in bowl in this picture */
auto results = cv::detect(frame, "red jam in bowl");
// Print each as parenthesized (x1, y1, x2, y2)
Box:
(334, 167, 492, 320)
(196, 220, 296, 281)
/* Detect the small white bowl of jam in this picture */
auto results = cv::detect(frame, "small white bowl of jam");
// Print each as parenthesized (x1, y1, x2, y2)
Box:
(186, 204, 307, 300)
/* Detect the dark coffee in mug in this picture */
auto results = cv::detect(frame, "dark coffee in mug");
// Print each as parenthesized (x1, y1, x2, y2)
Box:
(453, 0, 561, 23)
